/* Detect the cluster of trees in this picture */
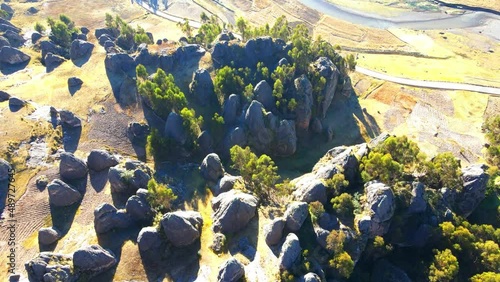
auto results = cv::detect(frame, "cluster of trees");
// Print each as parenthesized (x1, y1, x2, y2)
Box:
(137, 65, 203, 159)
(105, 14, 152, 49)
(34, 14, 80, 48)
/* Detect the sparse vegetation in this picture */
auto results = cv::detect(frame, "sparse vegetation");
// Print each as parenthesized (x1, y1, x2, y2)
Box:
(147, 178, 177, 212)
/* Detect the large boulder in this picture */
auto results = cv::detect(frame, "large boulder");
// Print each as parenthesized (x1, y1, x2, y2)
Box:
(292, 175, 327, 204)
(108, 161, 152, 195)
(126, 189, 154, 223)
(278, 233, 302, 271)
(456, 164, 489, 217)
(59, 110, 82, 128)
(264, 217, 286, 246)
(40, 41, 65, 63)
(45, 53, 66, 70)
(222, 94, 241, 126)
(0, 158, 12, 181)
(3, 30, 24, 47)
(244, 100, 273, 152)
(284, 201, 309, 232)
(275, 119, 297, 157)
(217, 257, 245, 282)
(87, 150, 118, 172)
(8, 96, 25, 107)
(254, 80, 274, 110)
(104, 53, 136, 77)
(161, 211, 203, 247)
(70, 39, 94, 61)
(73, 245, 117, 275)
(47, 179, 82, 206)
(95, 27, 119, 39)
(127, 122, 150, 145)
(59, 152, 88, 180)
(94, 203, 132, 234)
(311, 57, 340, 118)
(164, 111, 187, 145)
(312, 145, 360, 183)
(200, 153, 224, 183)
(0, 36, 10, 48)
(134, 44, 159, 69)
(38, 227, 62, 245)
(356, 181, 395, 238)
(212, 190, 258, 234)
(0, 46, 30, 65)
(293, 75, 313, 133)
(223, 127, 247, 155)
(190, 68, 216, 105)
(67, 77, 83, 88)
(137, 226, 163, 253)
(213, 174, 242, 196)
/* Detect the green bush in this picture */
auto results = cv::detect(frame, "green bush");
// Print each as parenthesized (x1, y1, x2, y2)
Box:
(147, 178, 177, 212)
(331, 193, 354, 217)
(34, 22, 46, 34)
(428, 249, 459, 282)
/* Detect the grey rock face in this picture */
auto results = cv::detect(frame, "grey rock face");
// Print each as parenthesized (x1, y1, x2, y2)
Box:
(59, 152, 87, 180)
(70, 39, 94, 61)
(213, 174, 242, 196)
(59, 110, 82, 128)
(318, 212, 339, 231)
(47, 179, 82, 206)
(284, 202, 309, 232)
(137, 226, 162, 253)
(313, 145, 360, 183)
(264, 217, 286, 246)
(44, 53, 66, 70)
(104, 53, 136, 77)
(217, 257, 245, 282)
(223, 94, 241, 125)
(0, 46, 30, 65)
(164, 111, 187, 145)
(200, 153, 224, 183)
(127, 122, 150, 145)
(73, 245, 117, 275)
(93, 203, 132, 234)
(356, 181, 395, 238)
(311, 57, 340, 118)
(31, 31, 42, 43)
(245, 100, 273, 152)
(292, 175, 327, 204)
(108, 161, 152, 195)
(408, 182, 426, 214)
(126, 193, 154, 223)
(254, 80, 274, 110)
(4, 31, 24, 47)
(275, 120, 297, 157)
(25, 252, 73, 282)
(0, 90, 10, 102)
(190, 68, 215, 105)
(0, 158, 12, 181)
(212, 190, 258, 234)
(38, 227, 61, 245)
(161, 211, 203, 247)
(0, 36, 10, 48)
(210, 232, 226, 253)
(87, 150, 118, 172)
(278, 233, 302, 270)
(456, 164, 489, 217)
(293, 75, 313, 133)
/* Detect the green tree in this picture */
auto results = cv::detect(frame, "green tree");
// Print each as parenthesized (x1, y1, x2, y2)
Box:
(134, 26, 153, 44)
(428, 249, 459, 282)
(309, 201, 325, 224)
(230, 145, 280, 199)
(34, 22, 46, 34)
(331, 193, 354, 217)
(236, 17, 248, 41)
(423, 152, 462, 191)
(177, 18, 192, 37)
(270, 15, 291, 41)
(360, 151, 402, 184)
(470, 272, 500, 282)
(273, 79, 284, 107)
(326, 229, 346, 254)
(288, 98, 297, 112)
(377, 136, 422, 169)
(345, 54, 357, 71)
(329, 251, 354, 278)
(324, 172, 349, 195)
(474, 240, 500, 272)
(214, 66, 245, 104)
(179, 107, 203, 149)
(147, 178, 177, 212)
(483, 115, 500, 166)
(47, 16, 73, 48)
(288, 24, 312, 74)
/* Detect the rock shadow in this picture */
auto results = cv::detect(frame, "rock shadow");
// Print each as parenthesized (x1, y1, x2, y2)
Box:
(68, 84, 82, 96)
(228, 215, 260, 262)
(111, 192, 132, 209)
(9, 103, 24, 112)
(141, 240, 202, 282)
(62, 125, 82, 153)
(71, 51, 92, 67)
(0, 180, 8, 216)
(89, 169, 109, 193)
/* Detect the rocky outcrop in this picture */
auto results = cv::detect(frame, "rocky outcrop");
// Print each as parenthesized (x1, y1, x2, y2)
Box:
(356, 181, 395, 238)
(125, 189, 154, 223)
(137, 226, 163, 261)
(108, 160, 152, 195)
(94, 203, 132, 234)
(164, 111, 187, 145)
(284, 202, 309, 232)
(59, 110, 82, 128)
(161, 211, 203, 247)
(31, 32, 42, 44)
(408, 182, 426, 214)
(212, 190, 258, 234)
(87, 150, 118, 172)
(59, 152, 88, 180)
(244, 100, 274, 153)
(45, 53, 66, 70)
(264, 217, 286, 246)
(223, 94, 241, 126)
(127, 122, 150, 145)
(73, 245, 117, 276)
(0, 46, 30, 65)
(190, 68, 216, 105)
(217, 257, 245, 282)
(279, 233, 302, 270)
(275, 119, 297, 157)
(311, 57, 340, 118)
(293, 75, 313, 133)
(104, 53, 137, 77)
(8, 96, 25, 107)
(47, 179, 82, 206)
(70, 39, 94, 61)
(210, 232, 226, 253)
(38, 227, 62, 245)
(292, 175, 327, 204)
(254, 80, 274, 110)
(213, 174, 242, 196)
(312, 144, 362, 183)
(200, 153, 224, 183)
(456, 164, 489, 217)
(25, 252, 73, 282)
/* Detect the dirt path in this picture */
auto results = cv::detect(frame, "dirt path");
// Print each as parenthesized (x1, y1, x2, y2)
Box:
(356, 66, 500, 95)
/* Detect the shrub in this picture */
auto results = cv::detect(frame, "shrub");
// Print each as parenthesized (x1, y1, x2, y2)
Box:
(34, 22, 46, 34)
(147, 178, 177, 212)
(331, 193, 354, 217)
(309, 201, 325, 224)
(428, 249, 459, 282)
